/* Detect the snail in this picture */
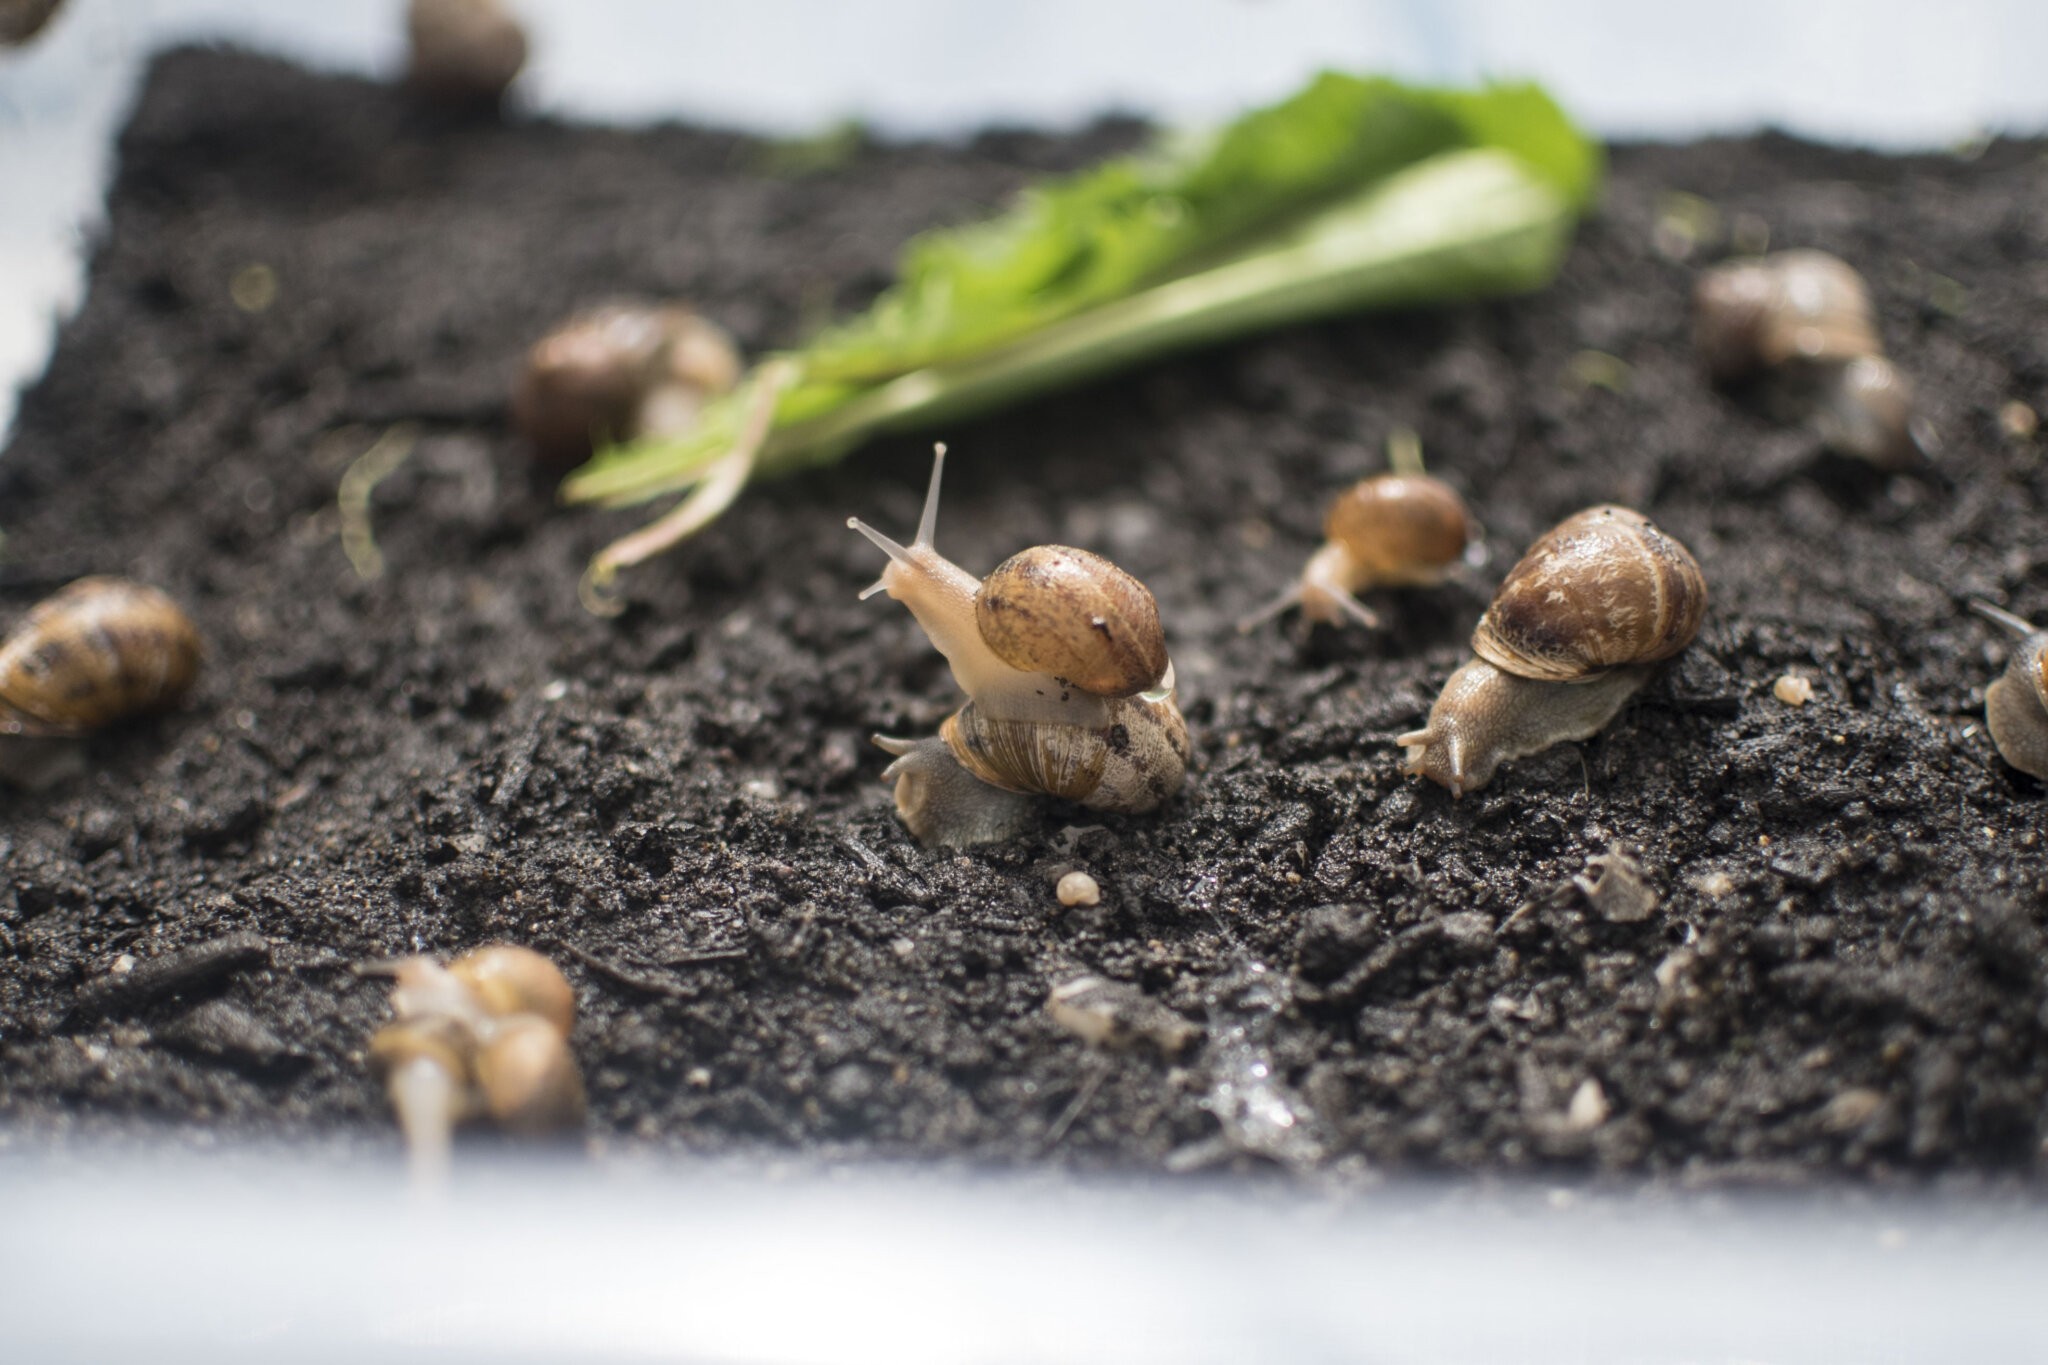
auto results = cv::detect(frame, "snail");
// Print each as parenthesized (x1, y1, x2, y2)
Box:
(406, 0, 529, 108)
(1240, 433, 1474, 632)
(1397, 505, 1707, 796)
(1969, 601, 2048, 781)
(367, 944, 584, 1186)
(1, 0, 64, 46)
(1693, 250, 1926, 469)
(0, 577, 201, 738)
(512, 303, 742, 471)
(849, 444, 1191, 847)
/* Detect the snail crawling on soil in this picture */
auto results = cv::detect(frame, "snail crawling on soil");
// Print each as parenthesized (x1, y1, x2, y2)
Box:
(0, 577, 201, 787)
(367, 944, 584, 1186)
(1241, 433, 1474, 633)
(1970, 601, 2048, 781)
(405, 0, 529, 108)
(1693, 249, 1925, 469)
(850, 444, 1191, 847)
(1398, 505, 1707, 796)
(512, 303, 742, 472)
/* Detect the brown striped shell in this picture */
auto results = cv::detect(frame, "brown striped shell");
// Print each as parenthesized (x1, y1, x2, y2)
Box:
(1471, 506, 1706, 683)
(0, 577, 201, 736)
(974, 545, 1169, 697)
(941, 693, 1189, 814)
(1324, 473, 1473, 585)
(473, 1015, 586, 1134)
(1694, 250, 1880, 383)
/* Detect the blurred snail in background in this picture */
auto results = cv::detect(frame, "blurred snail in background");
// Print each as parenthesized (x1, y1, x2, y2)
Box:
(1969, 601, 2048, 781)
(0, 0, 65, 46)
(850, 444, 1191, 847)
(0, 578, 201, 787)
(367, 944, 584, 1188)
(1241, 431, 1474, 632)
(405, 0, 528, 108)
(512, 303, 741, 472)
(1398, 505, 1706, 796)
(1693, 249, 1926, 469)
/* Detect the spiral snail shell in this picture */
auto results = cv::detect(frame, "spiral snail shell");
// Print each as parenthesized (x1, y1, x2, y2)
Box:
(0, 577, 201, 737)
(1398, 505, 1707, 796)
(512, 303, 741, 471)
(850, 445, 1190, 847)
(406, 0, 528, 108)
(1971, 601, 2048, 782)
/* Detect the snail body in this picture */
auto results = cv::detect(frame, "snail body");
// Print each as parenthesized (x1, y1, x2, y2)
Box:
(1971, 602, 2048, 781)
(850, 446, 1190, 847)
(512, 303, 740, 471)
(1398, 505, 1706, 796)
(368, 944, 584, 1186)
(1693, 250, 1924, 469)
(0, 577, 200, 737)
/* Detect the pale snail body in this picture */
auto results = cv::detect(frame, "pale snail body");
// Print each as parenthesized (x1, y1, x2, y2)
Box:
(1971, 602, 2048, 781)
(406, 0, 528, 107)
(1693, 250, 1923, 469)
(1255, 473, 1473, 630)
(0, 577, 201, 736)
(369, 943, 584, 1183)
(512, 303, 741, 470)
(850, 446, 1190, 847)
(1398, 505, 1707, 796)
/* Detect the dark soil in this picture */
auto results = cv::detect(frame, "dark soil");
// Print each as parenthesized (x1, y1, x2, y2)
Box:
(5, 47, 2048, 1182)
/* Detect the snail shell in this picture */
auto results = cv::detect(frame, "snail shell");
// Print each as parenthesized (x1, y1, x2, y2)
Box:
(941, 691, 1190, 813)
(1694, 250, 1880, 384)
(1973, 603, 2048, 781)
(1471, 505, 1706, 683)
(975, 546, 1168, 698)
(406, 0, 528, 107)
(0, 577, 201, 736)
(448, 944, 576, 1036)
(1400, 506, 1706, 796)
(512, 304, 740, 470)
(473, 1014, 586, 1134)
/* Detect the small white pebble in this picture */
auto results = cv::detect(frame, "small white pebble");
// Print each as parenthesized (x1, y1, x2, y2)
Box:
(540, 679, 569, 702)
(891, 937, 916, 959)
(1565, 1078, 1610, 1132)
(1056, 870, 1101, 908)
(1774, 673, 1815, 706)
(2000, 400, 2039, 440)
(685, 1067, 712, 1089)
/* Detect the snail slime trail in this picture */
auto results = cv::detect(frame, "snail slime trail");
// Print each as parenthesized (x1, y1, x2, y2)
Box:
(1399, 505, 1707, 797)
(850, 445, 1191, 847)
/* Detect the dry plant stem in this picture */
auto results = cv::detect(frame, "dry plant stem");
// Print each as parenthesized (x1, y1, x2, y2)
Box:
(578, 360, 797, 616)
(337, 425, 419, 581)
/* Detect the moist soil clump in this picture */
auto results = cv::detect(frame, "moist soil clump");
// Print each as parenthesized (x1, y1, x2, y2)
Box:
(4, 49, 2047, 1182)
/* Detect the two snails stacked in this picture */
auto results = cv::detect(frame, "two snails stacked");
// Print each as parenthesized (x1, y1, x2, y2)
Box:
(849, 445, 1191, 847)
(369, 944, 585, 1185)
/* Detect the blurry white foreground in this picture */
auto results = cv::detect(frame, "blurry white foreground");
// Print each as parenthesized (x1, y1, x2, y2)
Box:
(2, 1154, 2046, 1363)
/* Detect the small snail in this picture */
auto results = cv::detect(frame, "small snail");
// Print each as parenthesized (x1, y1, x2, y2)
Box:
(1242, 432, 1474, 631)
(1397, 505, 1707, 796)
(849, 444, 1191, 847)
(0, 577, 201, 737)
(1970, 601, 2048, 781)
(406, 0, 529, 108)
(367, 944, 584, 1186)
(1693, 250, 1925, 469)
(512, 303, 741, 471)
